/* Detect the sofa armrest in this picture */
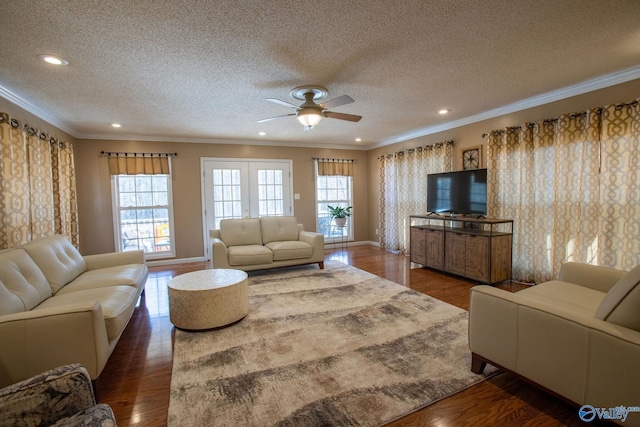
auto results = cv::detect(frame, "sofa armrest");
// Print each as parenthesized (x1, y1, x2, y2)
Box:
(469, 286, 520, 371)
(299, 231, 325, 256)
(0, 363, 96, 425)
(211, 237, 231, 269)
(84, 249, 146, 270)
(0, 303, 110, 387)
(299, 231, 323, 247)
(558, 262, 626, 293)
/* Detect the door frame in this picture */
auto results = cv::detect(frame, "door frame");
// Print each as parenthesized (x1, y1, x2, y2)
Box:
(200, 157, 294, 260)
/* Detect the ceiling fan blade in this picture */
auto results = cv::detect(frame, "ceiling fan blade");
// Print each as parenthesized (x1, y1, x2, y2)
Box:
(266, 98, 299, 109)
(319, 95, 354, 109)
(324, 111, 362, 122)
(256, 113, 296, 123)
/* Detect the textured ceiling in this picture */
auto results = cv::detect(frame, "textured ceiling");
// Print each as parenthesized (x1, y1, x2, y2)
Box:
(1, 0, 639, 149)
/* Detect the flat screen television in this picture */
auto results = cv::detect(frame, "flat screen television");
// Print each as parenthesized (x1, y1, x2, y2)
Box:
(427, 169, 487, 216)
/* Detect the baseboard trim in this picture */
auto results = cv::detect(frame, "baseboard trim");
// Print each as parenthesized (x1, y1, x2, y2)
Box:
(324, 240, 380, 248)
(147, 256, 207, 267)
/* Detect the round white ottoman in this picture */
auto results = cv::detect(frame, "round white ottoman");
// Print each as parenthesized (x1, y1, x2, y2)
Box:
(168, 269, 249, 330)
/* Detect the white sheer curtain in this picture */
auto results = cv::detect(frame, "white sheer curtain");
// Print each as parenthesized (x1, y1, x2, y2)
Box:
(379, 141, 453, 253)
(487, 99, 640, 282)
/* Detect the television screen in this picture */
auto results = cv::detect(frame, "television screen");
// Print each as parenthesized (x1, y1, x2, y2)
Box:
(427, 169, 487, 215)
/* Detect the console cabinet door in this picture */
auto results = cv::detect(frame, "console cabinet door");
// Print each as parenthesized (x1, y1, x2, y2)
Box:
(445, 232, 466, 276)
(465, 235, 490, 282)
(425, 229, 444, 269)
(410, 227, 427, 265)
(490, 234, 513, 283)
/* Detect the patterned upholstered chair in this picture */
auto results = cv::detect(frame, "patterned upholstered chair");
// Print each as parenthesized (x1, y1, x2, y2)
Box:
(0, 363, 116, 426)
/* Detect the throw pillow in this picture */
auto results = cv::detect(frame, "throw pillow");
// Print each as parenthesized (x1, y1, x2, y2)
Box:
(594, 265, 640, 331)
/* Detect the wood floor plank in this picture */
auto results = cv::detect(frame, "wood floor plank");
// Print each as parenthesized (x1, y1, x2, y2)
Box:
(96, 246, 600, 426)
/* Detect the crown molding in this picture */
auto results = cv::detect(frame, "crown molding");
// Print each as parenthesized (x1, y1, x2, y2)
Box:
(0, 85, 78, 136)
(373, 65, 640, 148)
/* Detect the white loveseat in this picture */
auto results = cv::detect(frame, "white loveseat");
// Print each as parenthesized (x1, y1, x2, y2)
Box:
(469, 262, 640, 425)
(0, 235, 148, 387)
(210, 216, 324, 271)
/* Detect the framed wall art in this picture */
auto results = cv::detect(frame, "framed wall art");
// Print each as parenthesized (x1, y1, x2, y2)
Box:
(462, 145, 482, 170)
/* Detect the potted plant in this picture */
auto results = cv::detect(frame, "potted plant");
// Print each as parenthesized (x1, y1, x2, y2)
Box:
(328, 205, 352, 227)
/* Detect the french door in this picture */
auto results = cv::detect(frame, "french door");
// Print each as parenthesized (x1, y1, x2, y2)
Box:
(201, 158, 293, 257)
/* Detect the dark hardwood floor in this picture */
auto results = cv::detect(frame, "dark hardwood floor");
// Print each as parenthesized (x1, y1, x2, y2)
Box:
(96, 245, 598, 426)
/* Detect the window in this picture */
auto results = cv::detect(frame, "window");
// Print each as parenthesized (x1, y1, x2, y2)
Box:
(316, 173, 353, 241)
(211, 168, 243, 227)
(112, 174, 175, 258)
(257, 169, 284, 216)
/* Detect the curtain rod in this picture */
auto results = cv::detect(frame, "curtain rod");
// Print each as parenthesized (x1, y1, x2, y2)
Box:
(482, 99, 638, 138)
(99, 151, 178, 157)
(312, 157, 357, 162)
(0, 112, 69, 146)
(378, 140, 454, 159)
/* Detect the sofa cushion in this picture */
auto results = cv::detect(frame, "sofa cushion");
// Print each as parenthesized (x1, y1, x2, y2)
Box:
(220, 219, 263, 247)
(595, 265, 640, 331)
(56, 264, 148, 295)
(228, 245, 273, 266)
(265, 241, 313, 261)
(21, 236, 87, 294)
(260, 216, 299, 244)
(517, 280, 606, 317)
(35, 285, 138, 341)
(0, 249, 52, 315)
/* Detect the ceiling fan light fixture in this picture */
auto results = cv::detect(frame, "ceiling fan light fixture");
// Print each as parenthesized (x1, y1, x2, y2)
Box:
(296, 108, 322, 127)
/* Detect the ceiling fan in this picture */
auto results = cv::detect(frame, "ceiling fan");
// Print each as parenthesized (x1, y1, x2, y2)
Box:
(257, 85, 362, 129)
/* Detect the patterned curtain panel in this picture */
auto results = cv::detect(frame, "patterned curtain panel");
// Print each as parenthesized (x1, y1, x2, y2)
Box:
(51, 141, 79, 245)
(27, 130, 56, 239)
(317, 159, 354, 176)
(487, 111, 601, 283)
(108, 155, 170, 175)
(0, 117, 30, 248)
(0, 114, 79, 249)
(379, 141, 453, 253)
(487, 99, 639, 282)
(598, 101, 640, 271)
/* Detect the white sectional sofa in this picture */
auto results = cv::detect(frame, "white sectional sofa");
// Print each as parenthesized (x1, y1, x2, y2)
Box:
(0, 235, 148, 387)
(210, 216, 324, 271)
(469, 262, 640, 425)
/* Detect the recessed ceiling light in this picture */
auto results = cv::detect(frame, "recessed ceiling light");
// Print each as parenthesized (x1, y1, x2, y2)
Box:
(111, 123, 122, 128)
(355, 138, 362, 142)
(258, 131, 266, 136)
(438, 109, 450, 115)
(37, 54, 69, 66)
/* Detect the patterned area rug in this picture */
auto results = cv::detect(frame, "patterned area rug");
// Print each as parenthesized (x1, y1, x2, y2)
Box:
(168, 261, 496, 427)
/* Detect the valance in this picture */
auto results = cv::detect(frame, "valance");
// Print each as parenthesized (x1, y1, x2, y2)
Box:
(101, 152, 175, 175)
(315, 158, 355, 176)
